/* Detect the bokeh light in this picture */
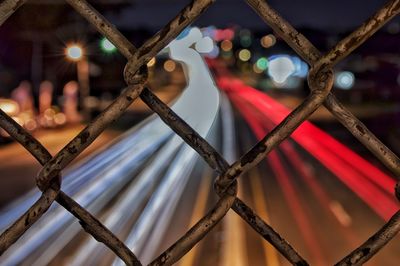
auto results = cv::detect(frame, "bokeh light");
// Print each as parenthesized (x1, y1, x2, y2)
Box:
(100, 37, 117, 53)
(267, 55, 295, 83)
(220, 40, 233, 51)
(260, 34, 276, 48)
(163, 60, 176, 72)
(147, 57, 156, 67)
(256, 57, 269, 71)
(335, 71, 355, 89)
(253, 64, 264, 74)
(238, 49, 251, 62)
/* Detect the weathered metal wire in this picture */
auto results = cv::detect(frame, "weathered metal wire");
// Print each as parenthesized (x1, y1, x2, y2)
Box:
(0, 0, 399, 265)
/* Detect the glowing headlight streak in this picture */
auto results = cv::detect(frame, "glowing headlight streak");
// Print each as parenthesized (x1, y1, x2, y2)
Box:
(71, 138, 185, 266)
(0, 132, 169, 265)
(115, 145, 198, 265)
(0, 115, 165, 229)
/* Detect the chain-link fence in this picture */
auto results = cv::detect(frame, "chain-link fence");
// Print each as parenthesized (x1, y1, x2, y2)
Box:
(0, 0, 399, 265)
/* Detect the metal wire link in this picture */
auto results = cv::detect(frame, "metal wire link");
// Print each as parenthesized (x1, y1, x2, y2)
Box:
(0, 0, 399, 265)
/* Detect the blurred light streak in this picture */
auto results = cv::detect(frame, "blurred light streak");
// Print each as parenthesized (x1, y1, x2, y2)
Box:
(60, 138, 185, 266)
(231, 93, 360, 248)
(219, 94, 249, 266)
(0, 127, 170, 265)
(0, 116, 168, 230)
(2, 28, 221, 263)
(329, 201, 352, 227)
(122, 144, 199, 264)
(178, 169, 212, 266)
(248, 168, 281, 266)
(216, 73, 398, 220)
(230, 93, 327, 265)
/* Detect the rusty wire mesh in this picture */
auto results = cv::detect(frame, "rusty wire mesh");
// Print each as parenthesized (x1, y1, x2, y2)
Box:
(0, 0, 400, 265)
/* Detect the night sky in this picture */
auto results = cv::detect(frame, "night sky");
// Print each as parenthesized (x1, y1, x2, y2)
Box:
(108, 0, 396, 31)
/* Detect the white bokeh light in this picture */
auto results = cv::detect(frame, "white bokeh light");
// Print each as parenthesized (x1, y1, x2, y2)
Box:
(267, 56, 295, 84)
(335, 71, 355, 90)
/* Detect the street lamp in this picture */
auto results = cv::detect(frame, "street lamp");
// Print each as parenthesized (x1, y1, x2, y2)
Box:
(66, 45, 83, 61)
(65, 43, 90, 119)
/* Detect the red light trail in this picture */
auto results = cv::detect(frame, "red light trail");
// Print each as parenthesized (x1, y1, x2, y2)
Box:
(232, 92, 361, 248)
(213, 64, 398, 221)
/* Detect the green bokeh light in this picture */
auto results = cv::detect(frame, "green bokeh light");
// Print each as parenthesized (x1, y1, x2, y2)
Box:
(100, 37, 117, 53)
(256, 57, 268, 70)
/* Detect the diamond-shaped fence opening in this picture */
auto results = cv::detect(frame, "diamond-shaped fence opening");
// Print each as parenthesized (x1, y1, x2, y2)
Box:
(0, 0, 399, 265)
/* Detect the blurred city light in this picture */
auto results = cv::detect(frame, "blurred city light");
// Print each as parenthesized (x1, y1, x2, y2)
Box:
(214, 28, 235, 41)
(0, 99, 19, 116)
(239, 29, 252, 47)
(238, 49, 251, 62)
(206, 46, 220, 59)
(100, 37, 117, 53)
(291, 56, 309, 78)
(221, 51, 233, 59)
(260, 34, 276, 48)
(202, 25, 217, 40)
(220, 40, 233, 52)
(335, 71, 355, 90)
(163, 59, 176, 72)
(66, 44, 83, 61)
(252, 64, 263, 74)
(147, 57, 156, 67)
(267, 55, 295, 83)
(256, 57, 268, 71)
